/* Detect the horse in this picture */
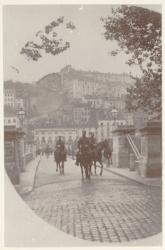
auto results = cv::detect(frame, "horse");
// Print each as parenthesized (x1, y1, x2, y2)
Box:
(90, 141, 112, 176)
(77, 146, 91, 180)
(54, 146, 66, 175)
(89, 142, 104, 176)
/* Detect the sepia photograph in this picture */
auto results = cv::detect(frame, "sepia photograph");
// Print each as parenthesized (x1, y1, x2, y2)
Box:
(3, 2, 162, 247)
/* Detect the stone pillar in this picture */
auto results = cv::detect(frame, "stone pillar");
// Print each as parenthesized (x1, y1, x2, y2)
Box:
(17, 131, 26, 172)
(112, 126, 135, 168)
(138, 121, 162, 177)
(4, 129, 25, 184)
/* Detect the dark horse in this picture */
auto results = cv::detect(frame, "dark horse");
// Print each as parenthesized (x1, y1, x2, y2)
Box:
(77, 145, 91, 180)
(90, 140, 112, 176)
(54, 146, 66, 175)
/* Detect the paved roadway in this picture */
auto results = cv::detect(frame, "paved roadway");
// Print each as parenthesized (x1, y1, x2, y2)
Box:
(23, 154, 162, 243)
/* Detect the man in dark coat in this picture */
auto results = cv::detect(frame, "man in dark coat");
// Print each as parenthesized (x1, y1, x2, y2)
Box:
(75, 130, 89, 165)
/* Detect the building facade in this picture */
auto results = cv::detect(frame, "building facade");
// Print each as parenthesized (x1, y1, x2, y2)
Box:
(4, 89, 16, 107)
(4, 116, 19, 128)
(34, 128, 78, 149)
(4, 88, 26, 111)
(72, 78, 99, 99)
(4, 106, 20, 128)
(97, 119, 126, 142)
(61, 66, 134, 100)
(73, 103, 91, 126)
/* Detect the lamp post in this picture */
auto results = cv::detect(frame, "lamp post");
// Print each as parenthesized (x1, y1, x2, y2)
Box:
(111, 107, 118, 128)
(17, 107, 26, 171)
(17, 107, 25, 130)
(100, 122, 104, 141)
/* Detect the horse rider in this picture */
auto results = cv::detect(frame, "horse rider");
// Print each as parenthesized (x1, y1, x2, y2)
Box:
(55, 136, 67, 161)
(75, 130, 90, 166)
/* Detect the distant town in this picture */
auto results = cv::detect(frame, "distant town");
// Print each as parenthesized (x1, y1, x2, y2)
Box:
(4, 65, 149, 151)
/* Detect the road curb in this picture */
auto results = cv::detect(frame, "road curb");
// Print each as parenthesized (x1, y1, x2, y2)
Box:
(102, 167, 162, 187)
(19, 156, 41, 196)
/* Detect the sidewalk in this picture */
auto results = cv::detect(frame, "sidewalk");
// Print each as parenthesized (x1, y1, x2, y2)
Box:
(104, 165, 162, 187)
(15, 155, 41, 195)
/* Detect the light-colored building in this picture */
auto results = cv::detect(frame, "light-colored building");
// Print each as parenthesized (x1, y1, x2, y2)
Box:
(83, 95, 126, 111)
(73, 103, 91, 126)
(4, 88, 26, 112)
(96, 110, 134, 142)
(4, 116, 19, 128)
(61, 66, 135, 111)
(4, 89, 16, 108)
(4, 106, 20, 128)
(97, 119, 126, 142)
(83, 95, 103, 109)
(34, 127, 78, 149)
(72, 78, 99, 99)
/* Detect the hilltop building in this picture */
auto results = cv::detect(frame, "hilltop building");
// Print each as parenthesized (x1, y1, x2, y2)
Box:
(4, 88, 26, 111)
(4, 89, 16, 108)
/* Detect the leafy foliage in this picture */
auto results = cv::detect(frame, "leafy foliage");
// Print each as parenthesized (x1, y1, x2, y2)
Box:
(101, 5, 161, 114)
(20, 17, 76, 61)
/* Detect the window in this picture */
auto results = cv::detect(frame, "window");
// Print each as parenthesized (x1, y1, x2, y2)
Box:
(13, 119, 16, 123)
(8, 119, 11, 123)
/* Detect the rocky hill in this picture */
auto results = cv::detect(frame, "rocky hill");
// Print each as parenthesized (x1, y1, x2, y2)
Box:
(4, 74, 64, 118)
(4, 66, 134, 123)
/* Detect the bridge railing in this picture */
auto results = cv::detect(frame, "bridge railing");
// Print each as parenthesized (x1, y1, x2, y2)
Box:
(126, 134, 141, 160)
(126, 134, 145, 172)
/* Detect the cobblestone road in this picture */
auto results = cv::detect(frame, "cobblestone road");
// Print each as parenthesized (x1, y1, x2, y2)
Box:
(23, 155, 162, 243)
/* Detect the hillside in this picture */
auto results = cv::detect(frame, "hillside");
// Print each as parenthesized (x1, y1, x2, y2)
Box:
(4, 75, 63, 118)
(4, 66, 134, 122)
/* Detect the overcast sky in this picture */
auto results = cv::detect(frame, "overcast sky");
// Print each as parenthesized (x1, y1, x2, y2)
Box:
(3, 4, 161, 83)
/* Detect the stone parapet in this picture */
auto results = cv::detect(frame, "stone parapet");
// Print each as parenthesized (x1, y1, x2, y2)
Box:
(112, 126, 135, 168)
(138, 121, 162, 177)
